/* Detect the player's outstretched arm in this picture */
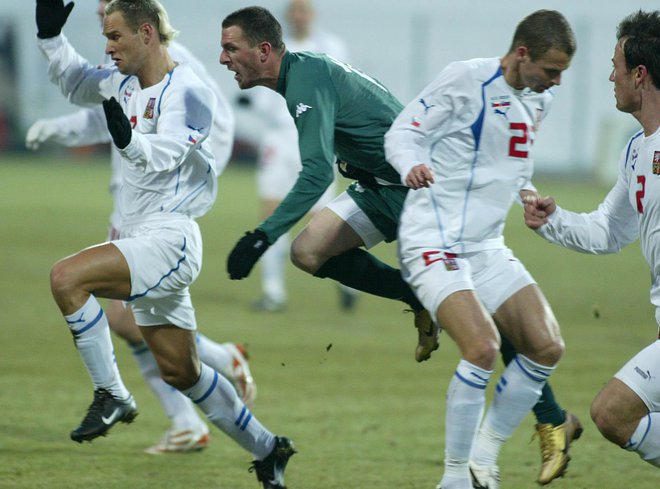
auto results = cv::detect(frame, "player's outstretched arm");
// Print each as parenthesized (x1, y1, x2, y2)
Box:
(36, 0, 74, 39)
(25, 119, 59, 150)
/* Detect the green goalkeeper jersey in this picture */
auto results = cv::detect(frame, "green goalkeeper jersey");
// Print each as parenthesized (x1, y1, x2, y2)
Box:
(257, 51, 404, 242)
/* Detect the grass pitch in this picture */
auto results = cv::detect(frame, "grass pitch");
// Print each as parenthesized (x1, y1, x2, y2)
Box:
(1, 153, 658, 488)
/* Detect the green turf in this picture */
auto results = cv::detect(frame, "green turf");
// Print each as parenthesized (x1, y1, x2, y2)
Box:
(1, 154, 658, 488)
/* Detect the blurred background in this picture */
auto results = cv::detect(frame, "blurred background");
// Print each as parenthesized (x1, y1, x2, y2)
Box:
(0, 0, 656, 181)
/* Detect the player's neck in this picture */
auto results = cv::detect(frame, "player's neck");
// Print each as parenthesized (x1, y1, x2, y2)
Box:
(136, 47, 175, 88)
(257, 52, 285, 91)
(637, 86, 660, 137)
(500, 53, 525, 91)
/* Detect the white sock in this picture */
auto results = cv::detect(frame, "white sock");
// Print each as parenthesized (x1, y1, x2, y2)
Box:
(261, 233, 289, 303)
(130, 341, 206, 432)
(65, 295, 130, 400)
(196, 334, 233, 377)
(440, 359, 492, 488)
(625, 412, 660, 467)
(183, 363, 274, 458)
(472, 354, 554, 467)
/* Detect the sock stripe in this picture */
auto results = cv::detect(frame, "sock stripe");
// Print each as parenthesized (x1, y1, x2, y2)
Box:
(496, 377, 506, 394)
(240, 412, 252, 431)
(192, 370, 218, 404)
(455, 371, 487, 390)
(514, 356, 549, 383)
(235, 405, 253, 430)
(69, 308, 104, 336)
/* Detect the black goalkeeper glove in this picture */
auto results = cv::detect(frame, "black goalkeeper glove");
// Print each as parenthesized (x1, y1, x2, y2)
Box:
(227, 229, 270, 280)
(102, 97, 132, 149)
(36, 0, 75, 39)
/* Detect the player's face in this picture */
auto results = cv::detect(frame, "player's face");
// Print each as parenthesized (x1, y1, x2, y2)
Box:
(519, 47, 571, 93)
(103, 12, 145, 76)
(610, 39, 640, 114)
(220, 25, 263, 89)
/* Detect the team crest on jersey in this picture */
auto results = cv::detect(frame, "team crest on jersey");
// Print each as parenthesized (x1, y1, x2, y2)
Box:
(491, 95, 511, 118)
(143, 98, 156, 119)
(653, 151, 660, 175)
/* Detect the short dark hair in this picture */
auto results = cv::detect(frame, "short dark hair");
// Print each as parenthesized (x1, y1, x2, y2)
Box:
(617, 10, 660, 89)
(508, 10, 576, 61)
(222, 6, 284, 53)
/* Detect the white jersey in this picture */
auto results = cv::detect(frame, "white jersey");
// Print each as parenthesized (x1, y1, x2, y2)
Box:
(537, 128, 660, 321)
(386, 57, 552, 254)
(39, 41, 234, 230)
(39, 34, 218, 224)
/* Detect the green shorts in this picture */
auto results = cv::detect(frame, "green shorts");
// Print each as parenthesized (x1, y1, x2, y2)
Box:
(345, 182, 409, 242)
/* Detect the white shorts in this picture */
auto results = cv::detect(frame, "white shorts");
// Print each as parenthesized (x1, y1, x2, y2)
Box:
(112, 215, 202, 330)
(400, 246, 535, 317)
(614, 339, 660, 411)
(257, 129, 336, 211)
(326, 191, 386, 249)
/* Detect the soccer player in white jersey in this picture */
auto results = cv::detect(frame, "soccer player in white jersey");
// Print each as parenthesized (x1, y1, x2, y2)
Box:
(26, 0, 256, 455)
(385, 10, 575, 489)
(524, 9, 660, 471)
(35, 1, 294, 487)
(242, 0, 357, 312)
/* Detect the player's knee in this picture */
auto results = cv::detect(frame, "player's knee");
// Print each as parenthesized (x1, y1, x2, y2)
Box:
(464, 336, 499, 370)
(542, 337, 565, 364)
(50, 259, 78, 300)
(590, 397, 627, 446)
(530, 331, 565, 366)
(290, 236, 321, 273)
(161, 363, 199, 391)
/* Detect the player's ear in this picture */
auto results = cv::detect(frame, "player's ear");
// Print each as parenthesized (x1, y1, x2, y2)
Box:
(258, 41, 272, 62)
(138, 22, 153, 44)
(515, 45, 529, 62)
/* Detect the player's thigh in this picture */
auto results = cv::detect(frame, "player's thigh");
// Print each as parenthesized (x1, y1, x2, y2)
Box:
(294, 204, 368, 260)
(52, 241, 132, 299)
(438, 290, 500, 368)
(494, 285, 562, 359)
(593, 378, 649, 425)
(399, 247, 499, 366)
(474, 249, 562, 358)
